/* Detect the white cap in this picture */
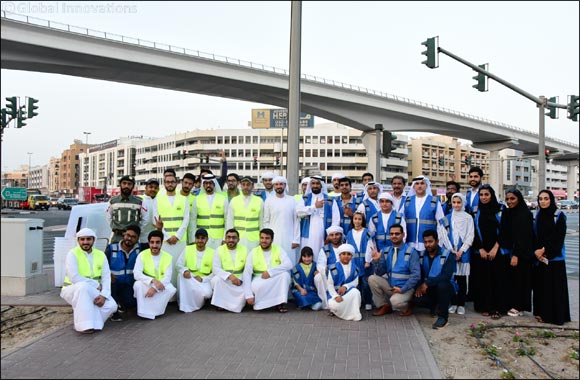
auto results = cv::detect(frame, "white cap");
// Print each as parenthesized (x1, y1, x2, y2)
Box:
(378, 192, 394, 203)
(272, 176, 287, 184)
(261, 172, 275, 181)
(336, 243, 355, 255)
(332, 173, 346, 180)
(326, 225, 344, 235)
(76, 228, 97, 238)
(301, 177, 311, 185)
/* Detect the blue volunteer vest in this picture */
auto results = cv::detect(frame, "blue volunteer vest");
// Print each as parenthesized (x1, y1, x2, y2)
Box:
(108, 243, 141, 284)
(326, 262, 361, 300)
(418, 247, 458, 293)
(533, 209, 566, 262)
(384, 243, 415, 289)
(335, 195, 359, 236)
(291, 262, 322, 307)
(346, 228, 373, 276)
(300, 193, 333, 239)
(404, 195, 439, 245)
(372, 211, 403, 251)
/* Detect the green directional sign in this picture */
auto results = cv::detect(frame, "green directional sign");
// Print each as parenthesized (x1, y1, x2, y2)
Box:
(1, 187, 27, 201)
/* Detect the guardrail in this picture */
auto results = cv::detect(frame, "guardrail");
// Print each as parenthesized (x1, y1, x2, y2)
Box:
(1, 10, 577, 149)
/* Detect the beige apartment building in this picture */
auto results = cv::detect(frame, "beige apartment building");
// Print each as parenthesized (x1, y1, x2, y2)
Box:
(408, 135, 490, 191)
(58, 140, 89, 195)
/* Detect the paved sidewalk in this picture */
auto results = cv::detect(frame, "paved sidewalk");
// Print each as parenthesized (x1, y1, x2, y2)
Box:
(1, 292, 441, 379)
(2, 279, 577, 379)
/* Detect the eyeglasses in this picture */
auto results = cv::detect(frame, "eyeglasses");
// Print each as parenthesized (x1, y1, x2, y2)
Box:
(389, 232, 402, 236)
(164, 180, 177, 184)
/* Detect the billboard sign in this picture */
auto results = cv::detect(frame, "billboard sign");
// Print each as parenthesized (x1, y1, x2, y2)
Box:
(251, 109, 314, 129)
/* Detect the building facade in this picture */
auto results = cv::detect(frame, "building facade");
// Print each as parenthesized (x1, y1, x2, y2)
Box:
(407, 135, 490, 191)
(58, 140, 89, 196)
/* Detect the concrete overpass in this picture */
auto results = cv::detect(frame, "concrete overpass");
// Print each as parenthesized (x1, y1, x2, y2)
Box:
(1, 12, 578, 193)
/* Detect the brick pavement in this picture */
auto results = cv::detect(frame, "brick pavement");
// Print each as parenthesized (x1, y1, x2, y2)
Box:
(2, 278, 578, 379)
(1, 300, 441, 379)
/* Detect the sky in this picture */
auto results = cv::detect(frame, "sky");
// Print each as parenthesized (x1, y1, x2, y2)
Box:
(1, 1, 578, 171)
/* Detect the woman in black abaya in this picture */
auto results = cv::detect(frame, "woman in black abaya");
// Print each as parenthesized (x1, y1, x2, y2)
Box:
(532, 189, 571, 325)
(500, 188, 534, 317)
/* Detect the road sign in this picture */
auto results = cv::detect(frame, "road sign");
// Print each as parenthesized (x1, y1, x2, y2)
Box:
(1, 187, 27, 201)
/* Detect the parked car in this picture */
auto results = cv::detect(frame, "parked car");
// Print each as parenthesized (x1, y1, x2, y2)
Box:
(558, 200, 579, 210)
(57, 197, 79, 210)
(49, 197, 59, 208)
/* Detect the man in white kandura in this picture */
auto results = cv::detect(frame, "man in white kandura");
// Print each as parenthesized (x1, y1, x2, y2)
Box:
(176, 228, 215, 313)
(262, 176, 301, 264)
(210, 229, 249, 313)
(61, 228, 117, 334)
(244, 228, 293, 313)
(327, 243, 362, 321)
(133, 230, 177, 319)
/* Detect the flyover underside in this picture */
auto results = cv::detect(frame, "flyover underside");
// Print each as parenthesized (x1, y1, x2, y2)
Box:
(1, 39, 576, 156)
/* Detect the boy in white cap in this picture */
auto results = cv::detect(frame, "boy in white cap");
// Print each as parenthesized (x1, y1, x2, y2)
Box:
(61, 228, 117, 334)
(314, 225, 345, 309)
(258, 172, 276, 201)
(369, 192, 406, 252)
(327, 244, 362, 321)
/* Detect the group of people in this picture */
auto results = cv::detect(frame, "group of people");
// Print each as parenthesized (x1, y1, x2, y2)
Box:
(60, 161, 571, 334)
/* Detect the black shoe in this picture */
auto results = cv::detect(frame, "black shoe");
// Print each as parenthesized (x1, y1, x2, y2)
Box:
(117, 306, 127, 314)
(111, 312, 124, 322)
(432, 317, 448, 330)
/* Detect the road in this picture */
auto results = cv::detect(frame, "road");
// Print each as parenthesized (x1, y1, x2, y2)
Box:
(1, 208, 578, 276)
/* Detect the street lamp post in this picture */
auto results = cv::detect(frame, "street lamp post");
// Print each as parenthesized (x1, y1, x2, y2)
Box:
(83, 131, 91, 147)
(27, 152, 32, 188)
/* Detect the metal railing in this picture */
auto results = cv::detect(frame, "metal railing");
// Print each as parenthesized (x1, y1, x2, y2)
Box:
(1, 10, 576, 149)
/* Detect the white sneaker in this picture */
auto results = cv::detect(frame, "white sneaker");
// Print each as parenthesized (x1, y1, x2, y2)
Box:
(448, 305, 458, 314)
(457, 306, 466, 315)
(365, 304, 373, 311)
(311, 302, 323, 311)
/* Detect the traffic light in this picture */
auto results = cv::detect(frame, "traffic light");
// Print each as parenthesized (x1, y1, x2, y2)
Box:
(464, 155, 472, 166)
(253, 155, 258, 169)
(16, 106, 27, 128)
(545, 96, 559, 119)
(567, 95, 579, 122)
(275, 156, 280, 166)
(545, 149, 551, 161)
(205, 154, 209, 163)
(1, 109, 6, 130)
(5, 97, 18, 119)
(381, 131, 396, 158)
(421, 36, 439, 69)
(177, 150, 182, 159)
(27, 97, 39, 118)
(472, 63, 489, 92)
(438, 156, 445, 166)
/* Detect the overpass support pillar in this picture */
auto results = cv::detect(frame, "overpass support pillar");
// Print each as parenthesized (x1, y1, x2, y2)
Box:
(488, 150, 502, 196)
(473, 140, 518, 198)
(361, 130, 380, 180)
(567, 162, 578, 201)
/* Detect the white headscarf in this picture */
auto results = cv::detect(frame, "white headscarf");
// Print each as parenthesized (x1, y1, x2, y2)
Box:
(326, 225, 344, 235)
(362, 181, 383, 200)
(407, 175, 432, 198)
(336, 243, 355, 255)
(260, 172, 276, 182)
(378, 192, 394, 203)
(305, 175, 328, 195)
(272, 176, 289, 194)
(76, 228, 97, 238)
(200, 174, 222, 194)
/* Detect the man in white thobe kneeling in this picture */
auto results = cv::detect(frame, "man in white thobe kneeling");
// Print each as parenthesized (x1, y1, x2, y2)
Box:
(327, 244, 362, 321)
(211, 228, 249, 313)
(61, 228, 117, 334)
(177, 228, 215, 312)
(133, 230, 177, 319)
(244, 228, 293, 312)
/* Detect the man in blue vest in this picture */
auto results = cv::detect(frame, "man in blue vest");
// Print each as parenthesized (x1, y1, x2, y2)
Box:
(356, 181, 381, 223)
(105, 225, 144, 322)
(314, 225, 345, 310)
(465, 166, 484, 215)
(403, 175, 445, 252)
(413, 229, 457, 330)
(442, 181, 460, 216)
(368, 224, 420, 317)
(331, 177, 359, 237)
(390, 175, 407, 212)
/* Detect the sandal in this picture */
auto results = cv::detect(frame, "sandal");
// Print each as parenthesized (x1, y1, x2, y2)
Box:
(507, 309, 522, 317)
(482, 312, 490, 317)
(277, 304, 288, 313)
(490, 312, 502, 320)
(535, 315, 544, 323)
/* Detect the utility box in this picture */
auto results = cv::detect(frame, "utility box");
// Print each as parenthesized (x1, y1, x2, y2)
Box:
(1, 218, 48, 296)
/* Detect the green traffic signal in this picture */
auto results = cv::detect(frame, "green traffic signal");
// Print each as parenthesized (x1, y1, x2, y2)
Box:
(438, 156, 445, 166)
(17, 106, 27, 128)
(1, 109, 7, 130)
(472, 64, 489, 92)
(5, 97, 18, 119)
(421, 37, 439, 69)
(27, 97, 39, 118)
(381, 131, 396, 158)
(568, 95, 579, 122)
(545, 96, 558, 119)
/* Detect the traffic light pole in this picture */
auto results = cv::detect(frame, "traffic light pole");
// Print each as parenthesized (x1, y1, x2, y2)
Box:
(434, 45, 574, 193)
